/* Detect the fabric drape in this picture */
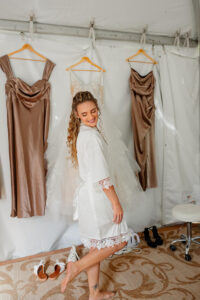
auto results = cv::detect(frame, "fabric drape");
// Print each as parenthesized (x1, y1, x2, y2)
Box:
(130, 68, 157, 191)
(0, 55, 55, 217)
(0, 158, 3, 198)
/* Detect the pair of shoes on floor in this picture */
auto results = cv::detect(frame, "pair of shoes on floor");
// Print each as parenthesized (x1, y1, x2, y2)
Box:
(34, 260, 66, 282)
(34, 245, 80, 282)
(143, 226, 163, 248)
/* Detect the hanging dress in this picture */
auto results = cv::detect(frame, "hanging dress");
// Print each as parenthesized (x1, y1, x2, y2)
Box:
(0, 55, 55, 218)
(130, 68, 157, 191)
(0, 157, 3, 198)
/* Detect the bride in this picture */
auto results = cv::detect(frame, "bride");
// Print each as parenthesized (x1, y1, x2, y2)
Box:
(61, 91, 131, 298)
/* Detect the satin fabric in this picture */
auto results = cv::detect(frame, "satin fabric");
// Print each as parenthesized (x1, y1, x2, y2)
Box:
(0, 55, 55, 217)
(130, 68, 157, 191)
(76, 124, 130, 248)
(0, 158, 3, 198)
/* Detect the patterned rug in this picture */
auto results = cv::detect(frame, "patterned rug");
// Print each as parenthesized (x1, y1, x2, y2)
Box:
(0, 225, 200, 300)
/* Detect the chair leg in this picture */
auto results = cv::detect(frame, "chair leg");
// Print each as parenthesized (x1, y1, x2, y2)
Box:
(170, 222, 199, 261)
(185, 222, 192, 255)
(170, 238, 186, 245)
(192, 236, 200, 241)
(191, 237, 200, 245)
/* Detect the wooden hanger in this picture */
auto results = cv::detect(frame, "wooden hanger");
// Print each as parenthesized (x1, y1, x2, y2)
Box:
(8, 43, 47, 62)
(126, 49, 157, 64)
(66, 56, 106, 72)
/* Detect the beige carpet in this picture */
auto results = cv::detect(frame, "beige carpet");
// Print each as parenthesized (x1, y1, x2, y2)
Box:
(0, 225, 200, 300)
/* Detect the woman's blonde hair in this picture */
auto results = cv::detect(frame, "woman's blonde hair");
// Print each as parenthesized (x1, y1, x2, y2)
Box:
(67, 91, 99, 167)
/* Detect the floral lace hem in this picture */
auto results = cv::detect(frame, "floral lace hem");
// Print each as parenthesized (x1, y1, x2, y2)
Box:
(81, 232, 131, 250)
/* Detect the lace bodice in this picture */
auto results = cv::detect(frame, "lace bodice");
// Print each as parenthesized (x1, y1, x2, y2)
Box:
(69, 69, 104, 105)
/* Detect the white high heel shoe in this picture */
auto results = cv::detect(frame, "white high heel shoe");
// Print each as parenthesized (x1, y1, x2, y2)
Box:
(115, 230, 141, 255)
(33, 260, 48, 281)
(67, 245, 80, 263)
(49, 260, 66, 280)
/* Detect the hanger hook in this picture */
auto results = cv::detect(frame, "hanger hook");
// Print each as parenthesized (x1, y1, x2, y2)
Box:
(29, 12, 35, 41)
(140, 25, 148, 49)
(90, 18, 95, 29)
(183, 31, 190, 48)
(174, 29, 181, 49)
(89, 18, 96, 49)
(152, 40, 155, 55)
(19, 31, 25, 41)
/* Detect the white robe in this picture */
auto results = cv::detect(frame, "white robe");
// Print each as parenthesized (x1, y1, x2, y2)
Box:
(75, 123, 130, 249)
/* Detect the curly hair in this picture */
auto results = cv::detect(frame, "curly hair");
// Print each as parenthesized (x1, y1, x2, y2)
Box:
(67, 91, 99, 167)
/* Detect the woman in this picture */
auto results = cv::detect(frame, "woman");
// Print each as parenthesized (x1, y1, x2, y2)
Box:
(61, 91, 130, 299)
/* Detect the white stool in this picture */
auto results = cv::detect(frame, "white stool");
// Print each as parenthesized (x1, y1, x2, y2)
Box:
(170, 204, 200, 261)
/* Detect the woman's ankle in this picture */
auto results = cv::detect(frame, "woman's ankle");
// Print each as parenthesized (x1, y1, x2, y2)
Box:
(89, 283, 100, 296)
(66, 261, 79, 281)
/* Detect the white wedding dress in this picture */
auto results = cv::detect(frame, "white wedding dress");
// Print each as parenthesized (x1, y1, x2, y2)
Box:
(46, 69, 142, 249)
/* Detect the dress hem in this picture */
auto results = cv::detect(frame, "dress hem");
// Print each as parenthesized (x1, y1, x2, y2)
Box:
(81, 231, 131, 250)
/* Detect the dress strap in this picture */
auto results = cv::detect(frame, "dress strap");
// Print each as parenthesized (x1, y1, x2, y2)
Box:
(0, 55, 14, 79)
(42, 59, 55, 81)
(69, 69, 84, 98)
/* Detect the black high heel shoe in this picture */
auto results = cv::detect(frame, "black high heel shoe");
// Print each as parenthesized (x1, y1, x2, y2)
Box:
(151, 226, 163, 246)
(143, 228, 157, 248)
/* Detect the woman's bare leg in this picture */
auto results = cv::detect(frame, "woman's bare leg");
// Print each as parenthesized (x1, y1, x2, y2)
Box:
(86, 248, 100, 298)
(61, 241, 127, 293)
(87, 262, 100, 299)
(86, 248, 116, 300)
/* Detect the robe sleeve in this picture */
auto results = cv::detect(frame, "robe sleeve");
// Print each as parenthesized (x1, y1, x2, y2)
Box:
(85, 132, 110, 183)
(98, 177, 113, 189)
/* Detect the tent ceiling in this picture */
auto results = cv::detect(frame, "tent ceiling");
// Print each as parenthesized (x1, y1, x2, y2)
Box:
(0, 0, 198, 39)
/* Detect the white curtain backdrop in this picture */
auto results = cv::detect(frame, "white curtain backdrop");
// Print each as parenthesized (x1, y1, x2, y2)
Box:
(159, 46, 200, 224)
(0, 31, 199, 261)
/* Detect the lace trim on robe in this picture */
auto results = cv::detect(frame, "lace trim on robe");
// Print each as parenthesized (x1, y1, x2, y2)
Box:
(81, 232, 131, 250)
(98, 177, 113, 189)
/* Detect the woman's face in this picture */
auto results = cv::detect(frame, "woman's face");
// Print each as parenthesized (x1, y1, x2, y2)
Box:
(76, 101, 98, 127)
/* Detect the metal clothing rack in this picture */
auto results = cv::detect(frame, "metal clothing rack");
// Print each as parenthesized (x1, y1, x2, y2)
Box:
(0, 18, 198, 47)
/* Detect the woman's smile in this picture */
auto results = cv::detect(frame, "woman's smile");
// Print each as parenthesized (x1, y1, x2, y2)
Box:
(76, 101, 99, 127)
(88, 118, 96, 123)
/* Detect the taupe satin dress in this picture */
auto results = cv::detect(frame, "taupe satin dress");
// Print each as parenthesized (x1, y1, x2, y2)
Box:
(0, 157, 3, 198)
(130, 68, 157, 191)
(0, 55, 55, 217)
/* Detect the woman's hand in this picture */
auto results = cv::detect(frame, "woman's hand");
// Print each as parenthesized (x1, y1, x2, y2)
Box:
(101, 184, 124, 224)
(112, 202, 123, 224)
